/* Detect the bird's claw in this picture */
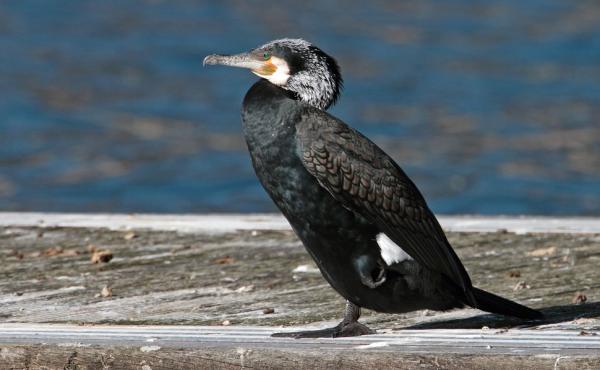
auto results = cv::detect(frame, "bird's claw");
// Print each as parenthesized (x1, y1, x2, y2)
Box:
(360, 266, 387, 289)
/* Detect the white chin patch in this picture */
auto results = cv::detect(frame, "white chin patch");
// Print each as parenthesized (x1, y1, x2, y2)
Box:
(376, 233, 414, 265)
(260, 56, 290, 86)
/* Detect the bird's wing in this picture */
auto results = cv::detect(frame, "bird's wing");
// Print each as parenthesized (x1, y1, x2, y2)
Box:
(296, 108, 473, 294)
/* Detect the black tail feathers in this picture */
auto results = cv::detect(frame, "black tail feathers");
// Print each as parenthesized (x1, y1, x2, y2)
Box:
(471, 287, 543, 320)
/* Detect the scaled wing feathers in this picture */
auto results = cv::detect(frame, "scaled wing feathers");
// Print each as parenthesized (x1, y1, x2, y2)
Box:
(296, 109, 473, 296)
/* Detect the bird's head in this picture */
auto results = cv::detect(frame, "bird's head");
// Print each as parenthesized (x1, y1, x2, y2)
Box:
(204, 38, 342, 110)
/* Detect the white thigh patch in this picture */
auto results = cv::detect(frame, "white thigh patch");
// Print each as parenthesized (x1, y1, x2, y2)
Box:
(376, 233, 414, 265)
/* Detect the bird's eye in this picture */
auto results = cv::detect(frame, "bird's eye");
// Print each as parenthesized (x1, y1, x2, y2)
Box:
(263, 52, 270, 60)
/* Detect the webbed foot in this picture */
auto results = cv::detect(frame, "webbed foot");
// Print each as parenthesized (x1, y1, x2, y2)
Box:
(271, 320, 375, 338)
(271, 301, 375, 338)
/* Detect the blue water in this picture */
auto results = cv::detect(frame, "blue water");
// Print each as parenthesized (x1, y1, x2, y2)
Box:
(0, 1, 599, 214)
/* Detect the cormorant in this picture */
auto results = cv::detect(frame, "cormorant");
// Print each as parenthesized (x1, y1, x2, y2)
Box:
(204, 38, 542, 337)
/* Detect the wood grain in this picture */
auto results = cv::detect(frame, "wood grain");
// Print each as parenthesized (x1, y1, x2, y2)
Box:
(0, 215, 599, 368)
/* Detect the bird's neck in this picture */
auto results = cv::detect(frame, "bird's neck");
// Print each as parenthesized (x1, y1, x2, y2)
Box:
(285, 74, 339, 110)
(241, 80, 298, 148)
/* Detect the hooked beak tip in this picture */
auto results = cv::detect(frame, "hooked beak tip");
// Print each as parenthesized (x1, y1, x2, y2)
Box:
(203, 54, 218, 67)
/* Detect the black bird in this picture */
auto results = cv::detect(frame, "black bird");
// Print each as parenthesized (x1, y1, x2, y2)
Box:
(204, 38, 542, 337)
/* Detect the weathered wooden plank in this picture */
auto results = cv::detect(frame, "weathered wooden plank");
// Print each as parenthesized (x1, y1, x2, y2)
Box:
(0, 325, 599, 369)
(2, 324, 600, 354)
(1, 214, 599, 368)
(1, 223, 599, 327)
(2, 343, 598, 370)
(2, 212, 600, 234)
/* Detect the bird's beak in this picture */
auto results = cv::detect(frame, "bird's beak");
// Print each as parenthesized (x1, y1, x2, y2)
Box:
(203, 52, 276, 76)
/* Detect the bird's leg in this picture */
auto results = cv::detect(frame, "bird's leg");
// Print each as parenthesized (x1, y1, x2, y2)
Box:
(271, 301, 376, 338)
(337, 300, 376, 336)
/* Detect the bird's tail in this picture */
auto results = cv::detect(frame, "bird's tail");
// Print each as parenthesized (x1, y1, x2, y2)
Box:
(471, 287, 543, 320)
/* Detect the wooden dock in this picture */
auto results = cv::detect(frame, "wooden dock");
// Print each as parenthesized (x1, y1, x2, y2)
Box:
(1, 213, 599, 369)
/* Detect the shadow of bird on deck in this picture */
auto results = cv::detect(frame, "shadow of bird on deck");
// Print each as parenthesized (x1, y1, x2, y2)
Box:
(408, 302, 600, 330)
